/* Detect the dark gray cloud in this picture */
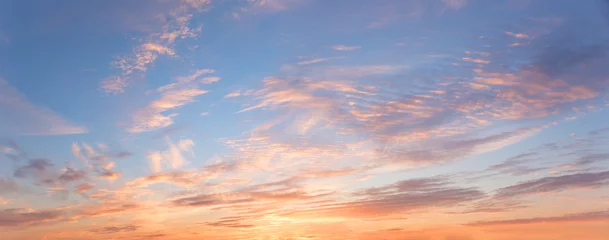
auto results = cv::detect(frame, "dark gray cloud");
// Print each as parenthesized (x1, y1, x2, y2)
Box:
(496, 171, 609, 198)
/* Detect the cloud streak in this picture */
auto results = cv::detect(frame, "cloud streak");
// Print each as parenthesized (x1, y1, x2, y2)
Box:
(127, 69, 214, 133)
(0, 78, 87, 135)
(468, 210, 609, 226)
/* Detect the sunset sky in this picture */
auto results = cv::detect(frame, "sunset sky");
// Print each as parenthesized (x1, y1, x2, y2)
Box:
(1, 0, 609, 239)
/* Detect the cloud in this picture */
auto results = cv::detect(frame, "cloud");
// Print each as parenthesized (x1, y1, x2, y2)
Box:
(14, 159, 55, 180)
(496, 170, 609, 198)
(0, 177, 19, 194)
(175, 69, 215, 83)
(58, 168, 88, 183)
(315, 65, 407, 78)
(285, 176, 484, 218)
(70, 142, 129, 180)
(128, 171, 202, 187)
(202, 216, 256, 229)
(467, 210, 609, 226)
(101, 43, 177, 94)
(332, 45, 361, 51)
(380, 126, 544, 167)
(127, 69, 213, 133)
(0, 208, 65, 227)
(75, 183, 94, 194)
(297, 57, 335, 65)
(201, 76, 221, 84)
(589, 127, 609, 135)
(0, 78, 87, 135)
(101, 1, 211, 93)
(242, 0, 309, 14)
(146, 137, 195, 173)
(90, 224, 140, 234)
(75, 203, 140, 219)
(443, 0, 468, 10)
(506, 32, 529, 39)
(170, 176, 334, 213)
(459, 67, 599, 120)
(461, 57, 489, 64)
(224, 90, 241, 98)
(98, 170, 121, 180)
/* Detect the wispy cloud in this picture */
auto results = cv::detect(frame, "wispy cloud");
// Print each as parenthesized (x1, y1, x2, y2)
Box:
(461, 57, 489, 64)
(0, 208, 65, 227)
(101, 0, 211, 93)
(297, 57, 346, 65)
(0, 78, 87, 135)
(90, 224, 140, 234)
(241, 0, 309, 14)
(506, 31, 530, 39)
(127, 69, 214, 133)
(443, 0, 469, 10)
(332, 45, 361, 51)
(468, 210, 609, 226)
(496, 171, 609, 198)
(285, 176, 484, 219)
(224, 90, 242, 98)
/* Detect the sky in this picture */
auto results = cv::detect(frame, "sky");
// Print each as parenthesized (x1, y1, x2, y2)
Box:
(0, 0, 609, 239)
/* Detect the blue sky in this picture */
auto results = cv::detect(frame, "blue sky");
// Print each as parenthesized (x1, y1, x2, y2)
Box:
(1, 0, 609, 239)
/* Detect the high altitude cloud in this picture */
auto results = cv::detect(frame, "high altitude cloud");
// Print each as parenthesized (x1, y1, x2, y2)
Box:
(332, 45, 361, 51)
(128, 69, 215, 133)
(101, 0, 211, 93)
(496, 171, 609, 198)
(284, 176, 484, 219)
(443, 0, 469, 10)
(467, 210, 609, 226)
(241, 0, 309, 14)
(0, 78, 87, 136)
(89, 224, 140, 234)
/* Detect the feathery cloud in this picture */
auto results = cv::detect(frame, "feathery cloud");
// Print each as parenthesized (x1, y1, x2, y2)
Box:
(128, 69, 214, 133)
(101, 0, 211, 93)
(332, 45, 361, 51)
(468, 210, 609, 226)
(0, 78, 87, 135)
